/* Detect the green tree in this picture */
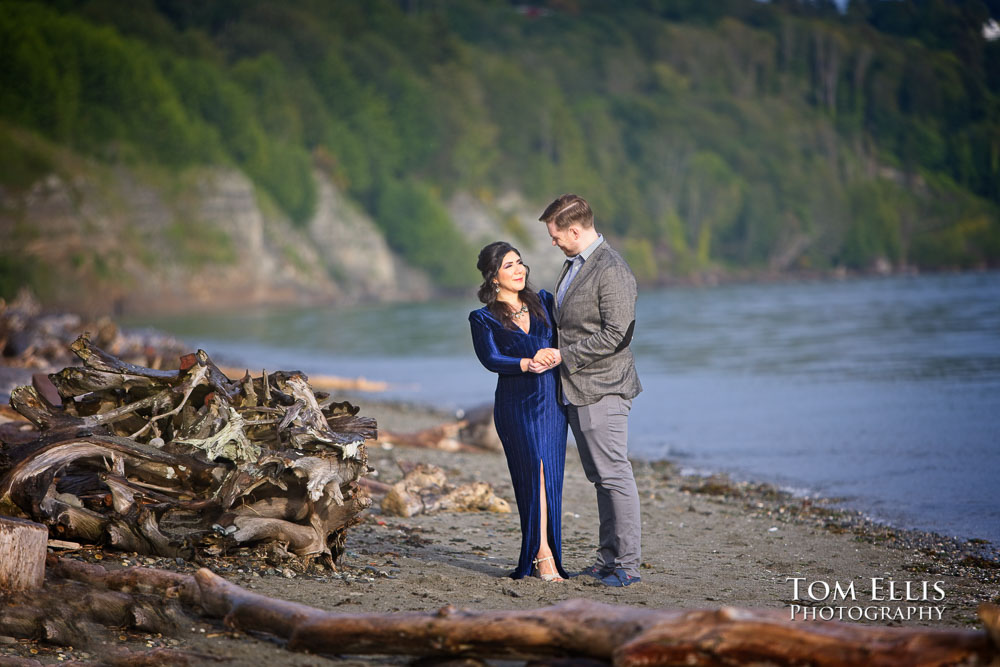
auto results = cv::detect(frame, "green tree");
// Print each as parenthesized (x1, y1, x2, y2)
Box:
(2, 0, 997, 283)
(375, 180, 475, 288)
(841, 181, 904, 269)
(679, 151, 745, 267)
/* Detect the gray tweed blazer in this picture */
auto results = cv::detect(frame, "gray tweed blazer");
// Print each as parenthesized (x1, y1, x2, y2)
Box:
(554, 240, 642, 406)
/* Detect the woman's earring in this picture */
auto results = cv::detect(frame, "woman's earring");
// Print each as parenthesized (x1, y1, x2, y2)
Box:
(494, 282, 500, 293)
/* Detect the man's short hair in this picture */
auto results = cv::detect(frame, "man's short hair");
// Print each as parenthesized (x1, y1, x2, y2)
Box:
(539, 194, 594, 230)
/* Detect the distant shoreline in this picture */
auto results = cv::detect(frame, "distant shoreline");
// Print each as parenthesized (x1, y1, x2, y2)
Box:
(22, 264, 999, 320)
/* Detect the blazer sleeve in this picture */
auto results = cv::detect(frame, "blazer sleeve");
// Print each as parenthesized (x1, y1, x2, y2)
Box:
(469, 310, 525, 375)
(559, 261, 636, 375)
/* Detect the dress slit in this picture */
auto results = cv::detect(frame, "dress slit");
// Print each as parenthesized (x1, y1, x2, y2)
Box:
(537, 458, 567, 579)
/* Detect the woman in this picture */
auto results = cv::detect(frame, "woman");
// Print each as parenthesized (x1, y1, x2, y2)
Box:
(469, 241, 568, 581)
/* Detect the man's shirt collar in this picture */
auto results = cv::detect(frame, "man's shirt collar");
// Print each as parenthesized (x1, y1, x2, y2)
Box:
(571, 233, 603, 262)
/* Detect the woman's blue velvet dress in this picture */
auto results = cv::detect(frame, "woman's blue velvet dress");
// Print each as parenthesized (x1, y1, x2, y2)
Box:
(469, 290, 568, 579)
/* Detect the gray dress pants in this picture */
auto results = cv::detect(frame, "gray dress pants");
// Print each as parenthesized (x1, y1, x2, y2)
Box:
(567, 394, 641, 576)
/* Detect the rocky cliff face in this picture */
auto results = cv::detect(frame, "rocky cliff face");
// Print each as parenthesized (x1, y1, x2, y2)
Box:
(447, 190, 567, 291)
(0, 137, 576, 316)
(0, 160, 430, 315)
(308, 177, 430, 302)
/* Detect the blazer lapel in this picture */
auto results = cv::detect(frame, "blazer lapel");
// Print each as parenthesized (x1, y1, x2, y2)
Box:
(554, 259, 572, 324)
(559, 243, 605, 315)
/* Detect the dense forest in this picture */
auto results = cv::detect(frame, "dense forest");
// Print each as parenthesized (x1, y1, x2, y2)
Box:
(2, 0, 999, 292)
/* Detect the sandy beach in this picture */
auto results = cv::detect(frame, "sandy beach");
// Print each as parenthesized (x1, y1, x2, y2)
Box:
(1, 371, 999, 665)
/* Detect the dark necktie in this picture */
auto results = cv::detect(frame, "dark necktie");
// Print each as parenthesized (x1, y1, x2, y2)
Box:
(557, 256, 582, 307)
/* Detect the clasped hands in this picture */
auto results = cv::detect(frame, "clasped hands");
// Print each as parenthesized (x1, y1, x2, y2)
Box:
(527, 348, 561, 373)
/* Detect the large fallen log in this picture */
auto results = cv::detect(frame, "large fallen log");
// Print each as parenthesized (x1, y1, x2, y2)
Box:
(208, 578, 996, 666)
(23, 557, 1000, 666)
(0, 335, 376, 563)
(190, 572, 1000, 666)
(1, 557, 200, 657)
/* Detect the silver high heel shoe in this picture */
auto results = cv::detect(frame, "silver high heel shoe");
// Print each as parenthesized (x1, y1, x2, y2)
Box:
(532, 556, 563, 582)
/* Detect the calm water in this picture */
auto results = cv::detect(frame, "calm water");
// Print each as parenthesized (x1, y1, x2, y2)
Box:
(129, 272, 1000, 543)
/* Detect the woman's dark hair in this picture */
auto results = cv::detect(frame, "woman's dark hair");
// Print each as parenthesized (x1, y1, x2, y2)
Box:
(476, 241, 548, 330)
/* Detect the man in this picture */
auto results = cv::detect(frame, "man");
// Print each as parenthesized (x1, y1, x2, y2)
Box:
(534, 193, 643, 587)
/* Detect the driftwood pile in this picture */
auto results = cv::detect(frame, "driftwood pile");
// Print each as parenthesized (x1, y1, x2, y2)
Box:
(0, 335, 374, 564)
(2, 555, 998, 666)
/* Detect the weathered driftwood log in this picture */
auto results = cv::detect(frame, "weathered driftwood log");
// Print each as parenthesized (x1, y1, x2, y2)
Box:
(376, 421, 476, 452)
(982, 602, 1000, 651)
(0, 515, 47, 591)
(0, 559, 197, 658)
(0, 647, 210, 667)
(48, 554, 201, 606)
(79, 646, 221, 666)
(375, 406, 502, 454)
(458, 403, 502, 452)
(7, 557, 999, 666)
(379, 463, 510, 517)
(189, 567, 998, 665)
(613, 607, 996, 667)
(0, 335, 376, 562)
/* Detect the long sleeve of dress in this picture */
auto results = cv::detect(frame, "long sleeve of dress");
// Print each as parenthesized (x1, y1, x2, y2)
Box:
(469, 310, 525, 375)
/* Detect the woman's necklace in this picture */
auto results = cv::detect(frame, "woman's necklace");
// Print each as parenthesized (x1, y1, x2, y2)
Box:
(511, 303, 529, 319)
